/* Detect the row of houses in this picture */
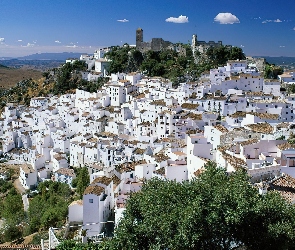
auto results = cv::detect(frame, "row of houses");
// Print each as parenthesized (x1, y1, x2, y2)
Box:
(1, 55, 295, 240)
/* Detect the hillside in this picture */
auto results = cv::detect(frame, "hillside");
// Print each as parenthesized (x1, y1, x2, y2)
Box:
(18, 52, 84, 60)
(0, 66, 43, 89)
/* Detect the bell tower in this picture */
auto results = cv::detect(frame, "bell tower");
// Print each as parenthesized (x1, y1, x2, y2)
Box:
(136, 28, 143, 48)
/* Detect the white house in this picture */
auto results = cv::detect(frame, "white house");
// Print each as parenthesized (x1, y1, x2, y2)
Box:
(19, 164, 38, 190)
(68, 200, 83, 225)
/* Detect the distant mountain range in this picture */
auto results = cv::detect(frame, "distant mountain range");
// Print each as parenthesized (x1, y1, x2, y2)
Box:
(0, 52, 86, 61)
(254, 56, 295, 66)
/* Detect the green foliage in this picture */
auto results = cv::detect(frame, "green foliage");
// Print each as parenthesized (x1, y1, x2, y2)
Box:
(264, 62, 284, 79)
(73, 167, 90, 198)
(206, 45, 246, 67)
(0, 179, 13, 193)
(276, 135, 285, 140)
(109, 162, 295, 250)
(105, 43, 246, 86)
(30, 231, 49, 245)
(287, 84, 295, 94)
(56, 239, 108, 250)
(28, 181, 72, 232)
(78, 77, 109, 93)
(105, 45, 131, 73)
(1, 187, 24, 225)
(105, 44, 144, 73)
(0, 223, 22, 243)
(0, 187, 24, 243)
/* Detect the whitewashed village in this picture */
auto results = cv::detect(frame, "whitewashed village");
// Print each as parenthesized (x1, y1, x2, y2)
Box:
(1, 34, 295, 245)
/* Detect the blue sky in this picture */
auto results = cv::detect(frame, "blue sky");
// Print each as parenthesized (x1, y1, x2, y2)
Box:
(0, 0, 295, 57)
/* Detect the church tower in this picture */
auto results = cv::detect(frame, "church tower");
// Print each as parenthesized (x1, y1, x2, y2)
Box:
(136, 28, 143, 48)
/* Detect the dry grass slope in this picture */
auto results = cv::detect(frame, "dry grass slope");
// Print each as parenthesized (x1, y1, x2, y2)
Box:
(0, 67, 43, 89)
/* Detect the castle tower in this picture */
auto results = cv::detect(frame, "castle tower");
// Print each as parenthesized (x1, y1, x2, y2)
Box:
(136, 28, 143, 48)
(192, 34, 197, 58)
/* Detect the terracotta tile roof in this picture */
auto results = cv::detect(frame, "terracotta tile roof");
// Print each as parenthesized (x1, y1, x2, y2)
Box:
(269, 174, 295, 203)
(194, 167, 206, 177)
(181, 112, 202, 120)
(214, 124, 228, 133)
(181, 103, 199, 109)
(246, 91, 272, 96)
(150, 99, 166, 106)
(134, 148, 145, 155)
(138, 121, 151, 126)
(277, 142, 295, 151)
(111, 175, 121, 187)
(220, 151, 247, 170)
(240, 139, 259, 146)
(20, 164, 35, 174)
(70, 199, 83, 206)
(91, 176, 113, 186)
(56, 168, 75, 177)
(154, 167, 165, 175)
(186, 129, 203, 135)
(83, 185, 104, 196)
(116, 160, 147, 173)
(277, 122, 290, 129)
(154, 150, 170, 163)
(173, 151, 186, 156)
(229, 111, 279, 120)
(245, 123, 273, 134)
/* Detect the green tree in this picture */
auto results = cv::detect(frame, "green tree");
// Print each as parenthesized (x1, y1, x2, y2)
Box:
(0, 223, 22, 243)
(74, 167, 90, 198)
(28, 181, 72, 232)
(2, 187, 24, 225)
(264, 62, 284, 79)
(109, 162, 295, 250)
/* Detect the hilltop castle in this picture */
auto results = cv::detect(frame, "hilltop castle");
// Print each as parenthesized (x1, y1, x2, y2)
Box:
(136, 28, 173, 53)
(191, 34, 222, 56)
(191, 34, 223, 63)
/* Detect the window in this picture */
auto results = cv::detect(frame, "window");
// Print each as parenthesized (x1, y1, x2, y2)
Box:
(89, 199, 93, 203)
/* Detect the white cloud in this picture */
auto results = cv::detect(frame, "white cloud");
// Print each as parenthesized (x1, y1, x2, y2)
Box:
(293, 27, 295, 30)
(279, 45, 285, 48)
(55, 40, 61, 44)
(0, 38, 5, 44)
(165, 15, 189, 23)
(274, 19, 282, 23)
(117, 19, 129, 23)
(214, 13, 240, 24)
(65, 45, 78, 48)
(22, 43, 35, 47)
(240, 45, 245, 48)
(17, 39, 22, 42)
(262, 19, 283, 24)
